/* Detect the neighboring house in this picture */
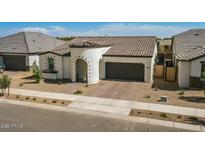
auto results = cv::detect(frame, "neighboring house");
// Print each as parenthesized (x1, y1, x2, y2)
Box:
(172, 29, 205, 88)
(157, 38, 172, 53)
(156, 38, 172, 65)
(39, 36, 157, 84)
(0, 32, 65, 71)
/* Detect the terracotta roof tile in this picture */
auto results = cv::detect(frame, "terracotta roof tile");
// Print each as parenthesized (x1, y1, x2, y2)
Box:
(51, 36, 156, 57)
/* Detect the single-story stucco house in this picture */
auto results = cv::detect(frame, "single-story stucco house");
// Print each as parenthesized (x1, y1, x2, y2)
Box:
(0, 32, 65, 70)
(172, 29, 205, 88)
(39, 36, 157, 84)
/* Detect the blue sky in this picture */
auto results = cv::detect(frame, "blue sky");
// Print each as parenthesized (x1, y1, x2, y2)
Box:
(0, 22, 205, 38)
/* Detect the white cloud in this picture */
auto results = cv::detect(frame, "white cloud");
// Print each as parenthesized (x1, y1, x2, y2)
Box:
(17, 27, 48, 33)
(49, 26, 67, 32)
(98, 23, 190, 37)
(12, 23, 192, 38)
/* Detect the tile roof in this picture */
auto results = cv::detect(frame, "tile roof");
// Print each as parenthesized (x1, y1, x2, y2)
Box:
(51, 36, 156, 57)
(0, 32, 65, 54)
(173, 29, 205, 61)
(175, 47, 205, 61)
(69, 40, 112, 48)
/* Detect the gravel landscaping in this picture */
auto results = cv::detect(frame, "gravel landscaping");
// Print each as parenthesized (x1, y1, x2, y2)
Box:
(6, 94, 71, 106)
(129, 108, 205, 126)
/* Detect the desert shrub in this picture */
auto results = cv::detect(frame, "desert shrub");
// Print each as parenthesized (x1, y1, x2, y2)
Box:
(52, 100, 57, 103)
(25, 97, 30, 100)
(159, 113, 167, 118)
(144, 95, 150, 98)
(189, 116, 198, 121)
(32, 97, 36, 101)
(43, 99, 47, 102)
(177, 115, 182, 119)
(178, 90, 184, 95)
(16, 95, 20, 98)
(73, 90, 83, 94)
(19, 83, 23, 86)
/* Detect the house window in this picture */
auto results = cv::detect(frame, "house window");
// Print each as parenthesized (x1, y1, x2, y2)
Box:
(201, 63, 205, 80)
(48, 58, 54, 70)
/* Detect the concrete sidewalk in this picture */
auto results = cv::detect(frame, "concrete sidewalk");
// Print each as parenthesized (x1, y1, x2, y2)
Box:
(10, 88, 205, 118)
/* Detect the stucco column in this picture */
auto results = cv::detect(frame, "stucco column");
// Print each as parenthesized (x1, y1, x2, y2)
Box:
(71, 60, 76, 82)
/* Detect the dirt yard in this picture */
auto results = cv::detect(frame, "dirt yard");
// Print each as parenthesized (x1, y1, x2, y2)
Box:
(10, 74, 205, 109)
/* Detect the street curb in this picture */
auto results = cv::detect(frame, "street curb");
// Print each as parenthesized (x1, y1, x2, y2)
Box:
(0, 98, 203, 131)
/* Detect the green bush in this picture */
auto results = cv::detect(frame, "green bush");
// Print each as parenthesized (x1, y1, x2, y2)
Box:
(32, 63, 42, 83)
(56, 36, 75, 41)
(0, 74, 12, 96)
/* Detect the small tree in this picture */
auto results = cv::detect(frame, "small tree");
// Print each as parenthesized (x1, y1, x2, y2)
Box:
(32, 63, 42, 83)
(0, 74, 12, 96)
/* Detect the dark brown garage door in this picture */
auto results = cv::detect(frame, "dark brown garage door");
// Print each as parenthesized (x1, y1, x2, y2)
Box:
(3, 55, 26, 71)
(106, 62, 144, 81)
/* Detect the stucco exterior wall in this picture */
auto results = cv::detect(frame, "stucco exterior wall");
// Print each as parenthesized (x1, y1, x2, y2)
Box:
(28, 55, 39, 66)
(39, 53, 63, 79)
(63, 56, 71, 79)
(178, 61, 191, 88)
(70, 47, 111, 84)
(191, 56, 205, 77)
(151, 45, 158, 82)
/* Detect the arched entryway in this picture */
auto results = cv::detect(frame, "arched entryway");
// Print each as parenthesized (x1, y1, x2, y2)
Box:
(76, 59, 88, 82)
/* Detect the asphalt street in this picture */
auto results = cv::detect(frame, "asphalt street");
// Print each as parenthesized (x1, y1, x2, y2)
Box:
(0, 102, 188, 132)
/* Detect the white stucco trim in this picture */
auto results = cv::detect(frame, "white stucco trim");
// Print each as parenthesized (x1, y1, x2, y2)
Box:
(70, 47, 111, 84)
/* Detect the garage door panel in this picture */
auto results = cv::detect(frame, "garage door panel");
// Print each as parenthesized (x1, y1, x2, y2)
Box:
(106, 62, 144, 81)
(3, 55, 26, 71)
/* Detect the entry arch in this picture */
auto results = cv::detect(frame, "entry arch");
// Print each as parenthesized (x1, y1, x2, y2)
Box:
(75, 58, 88, 82)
